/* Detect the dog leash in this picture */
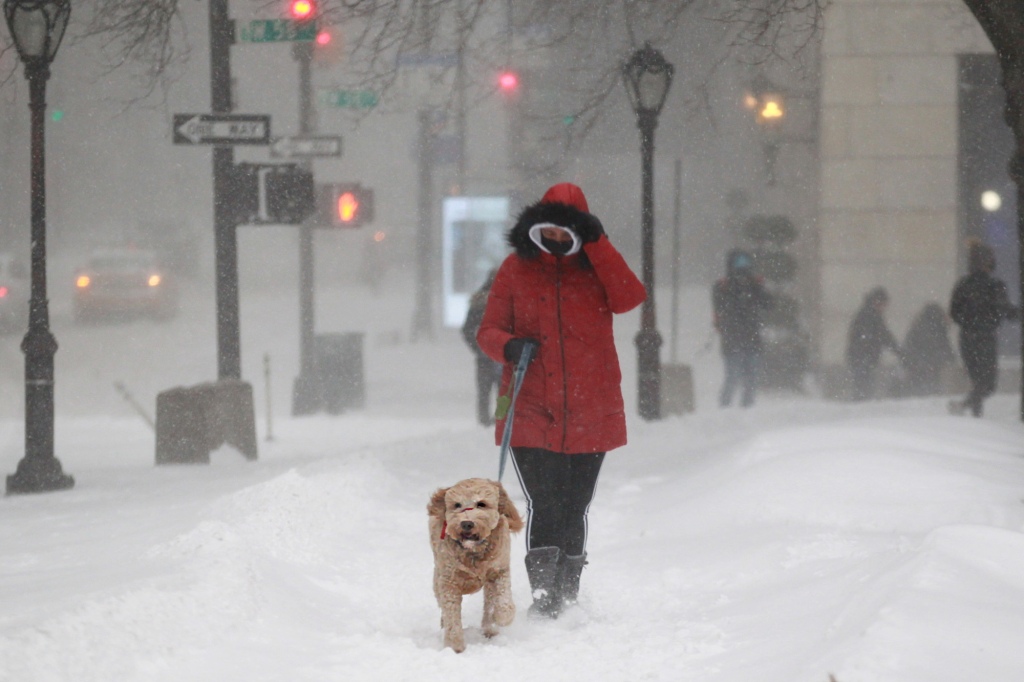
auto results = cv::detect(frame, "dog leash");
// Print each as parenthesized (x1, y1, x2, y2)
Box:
(496, 342, 535, 481)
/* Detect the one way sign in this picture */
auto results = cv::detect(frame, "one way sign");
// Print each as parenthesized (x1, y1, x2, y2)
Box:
(173, 114, 271, 145)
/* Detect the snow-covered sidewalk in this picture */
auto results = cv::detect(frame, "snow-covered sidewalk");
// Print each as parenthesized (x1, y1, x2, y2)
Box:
(3, 394, 1024, 682)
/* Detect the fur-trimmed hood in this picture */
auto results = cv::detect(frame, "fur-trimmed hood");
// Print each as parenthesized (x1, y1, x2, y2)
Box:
(508, 183, 594, 259)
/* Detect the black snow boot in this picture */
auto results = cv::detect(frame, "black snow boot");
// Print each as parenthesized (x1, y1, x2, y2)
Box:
(525, 546, 563, 619)
(560, 552, 587, 605)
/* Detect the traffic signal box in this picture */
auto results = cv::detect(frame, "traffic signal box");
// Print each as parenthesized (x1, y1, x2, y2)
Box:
(228, 163, 315, 226)
(318, 183, 375, 227)
(266, 166, 316, 224)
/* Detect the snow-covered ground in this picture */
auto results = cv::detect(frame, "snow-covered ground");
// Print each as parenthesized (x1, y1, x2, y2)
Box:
(2, 254, 1024, 681)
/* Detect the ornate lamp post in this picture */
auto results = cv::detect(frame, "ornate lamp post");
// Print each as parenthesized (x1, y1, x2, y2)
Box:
(4, 0, 74, 494)
(622, 42, 674, 422)
(744, 75, 786, 185)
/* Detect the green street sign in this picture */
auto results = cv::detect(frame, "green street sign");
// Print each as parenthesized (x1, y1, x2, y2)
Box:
(319, 89, 379, 110)
(238, 19, 316, 43)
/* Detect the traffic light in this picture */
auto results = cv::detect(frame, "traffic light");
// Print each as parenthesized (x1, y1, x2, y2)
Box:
(288, 0, 315, 20)
(227, 163, 315, 226)
(498, 70, 519, 94)
(312, 24, 344, 67)
(265, 166, 315, 224)
(319, 183, 375, 227)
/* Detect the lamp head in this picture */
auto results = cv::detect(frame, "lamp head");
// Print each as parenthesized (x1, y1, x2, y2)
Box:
(3, 0, 70, 66)
(621, 41, 674, 118)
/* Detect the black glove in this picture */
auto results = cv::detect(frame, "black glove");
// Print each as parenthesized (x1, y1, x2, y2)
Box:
(504, 337, 540, 364)
(574, 213, 605, 243)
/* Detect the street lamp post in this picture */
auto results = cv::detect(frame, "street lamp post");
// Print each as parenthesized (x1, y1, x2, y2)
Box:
(744, 76, 786, 185)
(4, 0, 74, 494)
(622, 42, 674, 422)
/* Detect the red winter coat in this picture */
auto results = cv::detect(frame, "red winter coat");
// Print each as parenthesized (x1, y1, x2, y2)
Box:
(477, 183, 646, 454)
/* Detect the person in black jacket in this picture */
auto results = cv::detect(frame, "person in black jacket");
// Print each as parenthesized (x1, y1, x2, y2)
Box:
(898, 302, 955, 397)
(949, 239, 1019, 417)
(713, 249, 772, 407)
(461, 270, 503, 426)
(846, 287, 901, 400)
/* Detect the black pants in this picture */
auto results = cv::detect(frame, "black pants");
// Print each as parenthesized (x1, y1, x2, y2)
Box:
(960, 331, 998, 416)
(510, 447, 605, 556)
(849, 360, 878, 401)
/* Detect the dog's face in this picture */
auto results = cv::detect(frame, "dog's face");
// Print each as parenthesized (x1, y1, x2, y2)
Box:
(428, 478, 523, 549)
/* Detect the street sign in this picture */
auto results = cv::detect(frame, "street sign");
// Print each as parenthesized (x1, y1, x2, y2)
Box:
(319, 89, 379, 110)
(270, 135, 343, 159)
(237, 19, 316, 43)
(397, 52, 459, 68)
(173, 114, 271, 145)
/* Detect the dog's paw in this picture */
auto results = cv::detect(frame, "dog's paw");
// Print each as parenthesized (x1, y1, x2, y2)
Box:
(444, 634, 468, 651)
(444, 632, 466, 653)
(482, 624, 499, 638)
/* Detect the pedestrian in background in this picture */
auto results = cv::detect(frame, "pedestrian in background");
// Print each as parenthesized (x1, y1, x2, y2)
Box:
(712, 248, 772, 407)
(846, 287, 901, 400)
(949, 239, 1019, 417)
(477, 182, 645, 619)
(461, 269, 503, 426)
(897, 302, 955, 397)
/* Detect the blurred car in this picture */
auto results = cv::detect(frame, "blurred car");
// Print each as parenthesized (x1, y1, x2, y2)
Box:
(73, 248, 178, 323)
(0, 252, 30, 334)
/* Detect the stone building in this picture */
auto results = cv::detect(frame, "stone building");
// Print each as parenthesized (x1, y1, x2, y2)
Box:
(817, 0, 1007, 375)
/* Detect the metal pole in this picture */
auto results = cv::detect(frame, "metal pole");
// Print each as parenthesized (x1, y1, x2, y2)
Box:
(264, 353, 274, 442)
(292, 41, 320, 413)
(635, 111, 662, 421)
(1011, 150, 1019, 419)
(210, 0, 240, 380)
(455, 0, 467, 195)
(411, 108, 435, 341)
(1014, 151, 1024, 422)
(7, 60, 73, 494)
(670, 158, 682, 364)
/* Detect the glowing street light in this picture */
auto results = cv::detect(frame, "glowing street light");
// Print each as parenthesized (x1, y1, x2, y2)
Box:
(981, 190, 1002, 212)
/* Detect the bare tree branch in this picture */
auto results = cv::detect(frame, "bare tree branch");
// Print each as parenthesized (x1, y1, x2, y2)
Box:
(72, 0, 192, 106)
(2, 0, 825, 140)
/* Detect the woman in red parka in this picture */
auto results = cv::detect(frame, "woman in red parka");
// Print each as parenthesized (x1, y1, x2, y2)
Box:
(477, 182, 645, 618)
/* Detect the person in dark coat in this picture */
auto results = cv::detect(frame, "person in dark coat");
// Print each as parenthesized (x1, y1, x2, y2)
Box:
(461, 269, 503, 426)
(898, 302, 955, 397)
(949, 239, 1019, 417)
(477, 182, 645, 619)
(712, 249, 772, 407)
(846, 287, 901, 400)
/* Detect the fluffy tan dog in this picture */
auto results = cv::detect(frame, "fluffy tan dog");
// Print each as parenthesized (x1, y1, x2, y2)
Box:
(428, 478, 524, 652)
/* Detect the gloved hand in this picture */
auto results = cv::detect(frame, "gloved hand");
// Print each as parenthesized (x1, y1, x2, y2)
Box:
(504, 337, 540, 364)
(574, 213, 605, 243)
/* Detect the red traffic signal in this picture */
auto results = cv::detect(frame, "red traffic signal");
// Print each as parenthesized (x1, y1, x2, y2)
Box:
(319, 183, 374, 227)
(312, 25, 344, 66)
(498, 70, 519, 92)
(289, 0, 315, 20)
